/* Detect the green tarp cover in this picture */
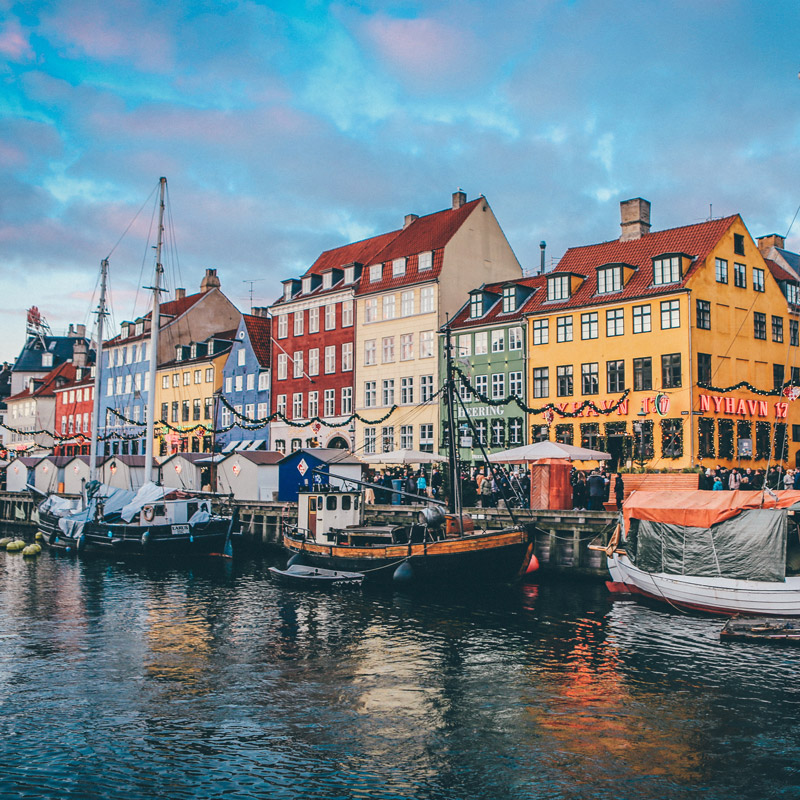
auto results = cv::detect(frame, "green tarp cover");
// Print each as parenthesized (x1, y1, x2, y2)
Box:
(631, 509, 787, 582)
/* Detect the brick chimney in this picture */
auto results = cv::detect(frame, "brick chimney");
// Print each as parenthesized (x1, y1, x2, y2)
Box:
(757, 234, 786, 254)
(250, 307, 269, 318)
(200, 268, 221, 293)
(404, 214, 419, 229)
(619, 198, 651, 241)
(72, 338, 88, 368)
(175, 287, 186, 300)
(452, 189, 466, 209)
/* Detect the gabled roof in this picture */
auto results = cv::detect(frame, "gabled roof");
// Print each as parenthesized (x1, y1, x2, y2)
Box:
(105, 291, 207, 347)
(281, 448, 363, 465)
(241, 314, 272, 368)
(775, 247, 800, 278)
(223, 451, 284, 466)
(765, 257, 798, 284)
(449, 275, 545, 330)
(527, 215, 738, 314)
(12, 335, 84, 374)
(6, 361, 79, 404)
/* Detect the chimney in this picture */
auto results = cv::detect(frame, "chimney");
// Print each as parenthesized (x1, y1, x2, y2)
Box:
(404, 214, 419, 229)
(757, 234, 786, 254)
(452, 189, 466, 209)
(175, 287, 186, 300)
(250, 307, 269, 318)
(539, 241, 546, 275)
(72, 338, 88, 368)
(619, 198, 651, 241)
(76, 323, 86, 338)
(200, 268, 221, 293)
(67, 323, 75, 337)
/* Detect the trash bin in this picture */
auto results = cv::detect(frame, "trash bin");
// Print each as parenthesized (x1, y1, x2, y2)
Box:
(391, 479, 403, 505)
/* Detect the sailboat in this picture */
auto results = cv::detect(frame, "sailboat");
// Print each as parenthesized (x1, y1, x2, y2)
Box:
(279, 327, 536, 585)
(37, 178, 239, 555)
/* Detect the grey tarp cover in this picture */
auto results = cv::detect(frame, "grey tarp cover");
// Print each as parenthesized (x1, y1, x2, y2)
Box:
(631, 509, 788, 582)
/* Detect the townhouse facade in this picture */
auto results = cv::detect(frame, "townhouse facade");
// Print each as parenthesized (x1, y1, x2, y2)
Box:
(53, 367, 95, 456)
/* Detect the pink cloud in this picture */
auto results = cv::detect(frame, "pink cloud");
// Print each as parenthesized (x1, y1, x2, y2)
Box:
(0, 20, 34, 61)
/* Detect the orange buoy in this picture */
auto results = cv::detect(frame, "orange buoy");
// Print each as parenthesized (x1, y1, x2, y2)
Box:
(525, 554, 540, 574)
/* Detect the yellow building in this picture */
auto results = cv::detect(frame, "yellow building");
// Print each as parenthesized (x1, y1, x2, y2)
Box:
(524, 198, 800, 471)
(354, 191, 524, 455)
(154, 333, 234, 456)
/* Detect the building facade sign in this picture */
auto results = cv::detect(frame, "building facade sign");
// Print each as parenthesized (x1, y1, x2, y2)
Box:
(698, 394, 789, 419)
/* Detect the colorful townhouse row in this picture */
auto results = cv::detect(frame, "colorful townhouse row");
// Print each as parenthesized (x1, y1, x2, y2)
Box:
(5, 191, 800, 473)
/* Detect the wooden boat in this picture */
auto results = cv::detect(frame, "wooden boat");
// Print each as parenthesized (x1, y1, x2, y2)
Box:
(720, 617, 800, 643)
(601, 489, 800, 616)
(268, 564, 364, 588)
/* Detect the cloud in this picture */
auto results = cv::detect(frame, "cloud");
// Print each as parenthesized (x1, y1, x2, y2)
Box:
(0, 19, 34, 61)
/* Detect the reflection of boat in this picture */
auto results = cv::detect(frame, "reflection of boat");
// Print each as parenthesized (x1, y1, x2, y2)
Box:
(38, 178, 238, 557)
(280, 328, 535, 585)
(268, 564, 364, 588)
(604, 489, 800, 615)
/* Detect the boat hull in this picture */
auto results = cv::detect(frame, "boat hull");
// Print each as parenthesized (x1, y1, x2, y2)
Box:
(283, 525, 534, 585)
(608, 553, 800, 616)
(268, 565, 364, 588)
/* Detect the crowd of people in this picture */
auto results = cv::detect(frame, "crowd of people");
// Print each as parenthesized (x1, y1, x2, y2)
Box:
(569, 466, 625, 511)
(701, 465, 800, 491)
(362, 466, 444, 504)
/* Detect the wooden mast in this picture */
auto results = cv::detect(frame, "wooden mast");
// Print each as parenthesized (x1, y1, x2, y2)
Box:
(88, 258, 108, 483)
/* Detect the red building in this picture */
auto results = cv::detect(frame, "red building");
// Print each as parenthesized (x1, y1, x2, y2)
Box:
(53, 367, 95, 456)
(268, 231, 396, 452)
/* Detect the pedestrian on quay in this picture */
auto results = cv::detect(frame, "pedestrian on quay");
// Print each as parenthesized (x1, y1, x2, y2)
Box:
(728, 469, 741, 491)
(480, 474, 494, 508)
(713, 474, 724, 491)
(587, 470, 606, 511)
(614, 473, 625, 511)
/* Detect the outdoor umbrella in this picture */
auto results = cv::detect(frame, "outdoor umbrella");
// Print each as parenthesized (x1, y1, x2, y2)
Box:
(487, 441, 611, 463)
(361, 448, 448, 465)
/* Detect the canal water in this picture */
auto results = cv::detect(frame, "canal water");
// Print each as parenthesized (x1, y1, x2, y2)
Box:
(1, 534, 799, 800)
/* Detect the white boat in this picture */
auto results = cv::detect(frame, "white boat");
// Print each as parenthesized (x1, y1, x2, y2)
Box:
(603, 489, 800, 616)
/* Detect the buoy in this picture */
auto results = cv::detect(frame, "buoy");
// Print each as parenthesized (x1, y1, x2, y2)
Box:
(287, 552, 305, 568)
(35, 532, 44, 541)
(22, 544, 41, 557)
(0, 537, 12, 548)
(6, 540, 26, 552)
(526, 554, 540, 574)
(393, 560, 415, 585)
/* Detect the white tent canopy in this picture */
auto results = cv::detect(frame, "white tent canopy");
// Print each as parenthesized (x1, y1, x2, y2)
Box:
(487, 441, 611, 463)
(362, 449, 447, 465)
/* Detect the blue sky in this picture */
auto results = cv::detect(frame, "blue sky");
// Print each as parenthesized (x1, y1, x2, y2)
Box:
(1, 0, 799, 361)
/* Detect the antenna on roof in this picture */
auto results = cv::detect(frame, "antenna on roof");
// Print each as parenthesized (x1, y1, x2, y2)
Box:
(243, 279, 267, 313)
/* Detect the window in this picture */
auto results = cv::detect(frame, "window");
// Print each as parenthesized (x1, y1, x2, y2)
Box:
(420, 286, 435, 313)
(490, 419, 505, 448)
(557, 365, 573, 396)
(632, 304, 651, 334)
(698, 353, 712, 384)
(205, 367, 213, 382)
(308, 391, 319, 418)
(417, 250, 433, 272)
(532, 319, 548, 345)
(502, 286, 516, 312)
(381, 426, 394, 452)
(581, 363, 599, 395)
(393, 257, 406, 277)
(492, 373, 506, 399)
(401, 291, 414, 316)
(653, 256, 680, 285)
(341, 342, 353, 371)
(171, 401, 179, 423)
(419, 331, 434, 358)
(598, 265, 622, 293)
(792, 320, 799, 347)
(400, 425, 413, 450)
(470, 294, 482, 318)
(734, 262, 747, 288)
(508, 418, 523, 445)
(773, 315, 784, 343)
(788, 284, 800, 306)
(322, 272, 332, 290)
(294, 311, 304, 335)
(419, 423, 434, 452)
(696, 299, 711, 329)
(715, 258, 728, 284)
(382, 379, 394, 406)
(194, 369, 202, 384)
(474, 332, 488, 355)
(533, 368, 549, 398)
(323, 389, 335, 417)
(547, 275, 570, 301)
(302, 276, 311, 294)
(364, 427, 376, 454)
(606, 309, 624, 337)
(509, 327, 523, 350)
(734, 233, 745, 256)
(309, 306, 320, 333)
(660, 299, 680, 329)
(753, 267, 765, 293)
(474, 375, 488, 397)
(277, 394, 287, 415)
(342, 300, 353, 327)
(382, 336, 395, 363)
(457, 334, 472, 357)
(773, 363, 785, 392)
(257, 402, 267, 419)
(364, 298, 377, 323)
(634, 357, 652, 391)
(277, 353, 287, 380)
(364, 340, 376, 366)
(324, 345, 336, 373)
(369, 263, 382, 283)
(400, 333, 414, 360)
(581, 312, 598, 340)
(308, 348, 319, 376)
(325, 303, 336, 330)
(400, 377, 414, 404)
(292, 393, 303, 419)
(383, 295, 395, 320)
(754, 312, 767, 340)
(607, 360, 625, 393)
(491, 329, 505, 352)
(341, 387, 352, 415)
(662, 419, 683, 458)
(509, 371, 523, 397)
(662, 353, 682, 388)
(420, 375, 434, 402)
(556, 316, 573, 342)
(258, 371, 268, 390)
(171, 373, 179, 388)
(277, 314, 288, 338)
(183, 371, 191, 387)
(293, 351, 303, 378)
(161, 375, 169, 390)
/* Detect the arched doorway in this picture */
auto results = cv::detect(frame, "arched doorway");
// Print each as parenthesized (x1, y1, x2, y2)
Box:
(328, 436, 349, 449)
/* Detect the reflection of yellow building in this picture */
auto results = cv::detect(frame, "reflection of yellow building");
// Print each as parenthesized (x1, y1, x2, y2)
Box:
(155, 333, 233, 456)
(525, 199, 800, 469)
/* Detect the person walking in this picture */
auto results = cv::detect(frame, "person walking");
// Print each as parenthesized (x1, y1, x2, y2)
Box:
(587, 471, 606, 511)
(614, 473, 625, 511)
(480, 475, 494, 508)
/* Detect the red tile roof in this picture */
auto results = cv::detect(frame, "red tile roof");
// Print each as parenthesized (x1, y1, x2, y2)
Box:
(105, 291, 207, 347)
(526, 215, 738, 314)
(764, 257, 798, 284)
(6, 361, 79, 403)
(450, 275, 545, 329)
(242, 314, 272, 368)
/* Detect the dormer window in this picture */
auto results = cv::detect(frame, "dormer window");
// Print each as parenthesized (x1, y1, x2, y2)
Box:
(597, 266, 623, 294)
(344, 266, 355, 284)
(369, 264, 382, 283)
(547, 275, 570, 302)
(392, 258, 406, 277)
(190, 343, 198, 359)
(42, 353, 53, 368)
(135, 322, 143, 336)
(418, 251, 433, 271)
(121, 323, 129, 338)
(283, 283, 292, 300)
(302, 277, 312, 294)
(787, 283, 799, 306)
(502, 286, 516, 313)
(470, 293, 483, 318)
(653, 255, 681, 285)
(322, 272, 332, 290)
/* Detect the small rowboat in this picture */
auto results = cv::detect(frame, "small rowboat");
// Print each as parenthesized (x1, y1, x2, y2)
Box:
(268, 564, 365, 588)
(720, 617, 800, 644)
